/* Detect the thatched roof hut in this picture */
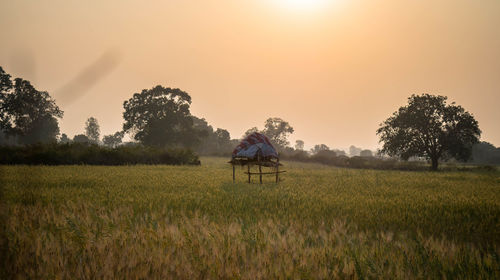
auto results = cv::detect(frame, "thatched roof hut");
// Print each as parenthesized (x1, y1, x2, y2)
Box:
(229, 132, 284, 183)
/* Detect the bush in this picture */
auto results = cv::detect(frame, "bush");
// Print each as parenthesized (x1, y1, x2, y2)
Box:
(279, 148, 491, 171)
(0, 143, 200, 165)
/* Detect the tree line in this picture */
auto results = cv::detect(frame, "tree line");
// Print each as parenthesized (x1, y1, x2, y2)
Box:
(1, 66, 498, 169)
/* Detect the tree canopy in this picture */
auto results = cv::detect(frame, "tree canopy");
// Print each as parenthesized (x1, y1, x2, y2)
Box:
(73, 134, 90, 143)
(262, 117, 294, 148)
(191, 117, 233, 155)
(377, 94, 480, 170)
(122, 85, 203, 148)
(242, 118, 294, 150)
(295, 140, 304, 151)
(102, 131, 124, 148)
(311, 144, 330, 154)
(0, 67, 63, 144)
(85, 117, 100, 143)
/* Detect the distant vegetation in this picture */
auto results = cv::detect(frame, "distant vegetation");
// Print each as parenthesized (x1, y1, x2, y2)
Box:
(0, 143, 200, 165)
(0, 66, 499, 168)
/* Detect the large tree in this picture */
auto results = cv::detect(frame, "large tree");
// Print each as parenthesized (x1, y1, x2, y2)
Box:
(102, 131, 124, 148)
(349, 145, 362, 157)
(262, 117, 294, 149)
(85, 117, 100, 143)
(311, 144, 330, 155)
(295, 140, 305, 151)
(190, 117, 232, 155)
(214, 128, 231, 151)
(0, 67, 63, 144)
(377, 94, 480, 170)
(242, 127, 260, 139)
(122, 85, 202, 148)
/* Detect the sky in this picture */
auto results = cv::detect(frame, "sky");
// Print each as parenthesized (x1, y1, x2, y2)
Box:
(0, 0, 499, 151)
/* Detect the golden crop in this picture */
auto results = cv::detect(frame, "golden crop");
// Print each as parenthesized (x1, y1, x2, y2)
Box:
(1, 158, 499, 279)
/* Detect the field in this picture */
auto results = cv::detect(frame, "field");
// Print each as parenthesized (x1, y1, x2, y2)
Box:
(1, 158, 499, 279)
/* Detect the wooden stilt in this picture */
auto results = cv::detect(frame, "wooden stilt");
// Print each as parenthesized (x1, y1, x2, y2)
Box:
(232, 164, 235, 183)
(247, 164, 251, 183)
(258, 153, 262, 184)
(276, 158, 280, 183)
(259, 165, 262, 184)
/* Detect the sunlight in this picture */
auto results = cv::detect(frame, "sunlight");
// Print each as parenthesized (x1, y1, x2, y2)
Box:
(277, 0, 330, 12)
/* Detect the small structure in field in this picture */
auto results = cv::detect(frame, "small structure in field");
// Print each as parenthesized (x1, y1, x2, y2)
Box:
(229, 132, 285, 183)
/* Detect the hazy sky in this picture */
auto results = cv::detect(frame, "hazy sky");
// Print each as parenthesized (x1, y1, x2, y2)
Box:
(1, 0, 499, 150)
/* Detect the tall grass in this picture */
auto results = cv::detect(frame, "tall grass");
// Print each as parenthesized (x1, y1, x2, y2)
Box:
(1, 158, 499, 278)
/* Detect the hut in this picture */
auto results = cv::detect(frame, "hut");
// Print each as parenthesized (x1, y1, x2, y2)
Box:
(229, 132, 285, 183)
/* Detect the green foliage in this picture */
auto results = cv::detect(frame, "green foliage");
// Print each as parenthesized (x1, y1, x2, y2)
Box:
(360, 149, 373, 157)
(311, 143, 330, 154)
(377, 94, 481, 170)
(102, 131, 124, 148)
(59, 133, 70, 144)
(471, 141, 500, 165)
(122, 85, 203, 148)
(0, 158, 498, 278)
(280, 150, 497, 171)
(241, 118, 295, 150)
(0, 68, 63, 144)
(242, 126, 259, 139)
(262, 117, 294, 148)
(0, 66, 13, 92)
(73, 134, 90, 143)
(349, 145, 362, 157)
(192, 117, 233, 156)
(294, 140, 304, 150)
(0, 143, 200, 165)
(84, 117, 100, 143)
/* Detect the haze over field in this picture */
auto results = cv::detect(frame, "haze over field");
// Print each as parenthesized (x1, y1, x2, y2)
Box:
(1, 0, 499, 150)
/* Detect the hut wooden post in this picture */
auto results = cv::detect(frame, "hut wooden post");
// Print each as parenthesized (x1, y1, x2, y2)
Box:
(258, 154, 263, 184)
(232, 164, 235, 183)
(259, 165, 263, 184)
(247, 164, 251, 183)
(276, 158, 280, 183)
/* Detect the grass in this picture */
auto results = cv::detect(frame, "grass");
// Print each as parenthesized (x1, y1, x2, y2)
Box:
(1, 157, 499, 279)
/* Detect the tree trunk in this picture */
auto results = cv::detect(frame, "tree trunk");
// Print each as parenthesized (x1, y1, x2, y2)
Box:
(431, 156, 439, 171)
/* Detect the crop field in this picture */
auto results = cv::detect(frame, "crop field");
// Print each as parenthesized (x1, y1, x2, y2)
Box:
(1, 158, 499, 279)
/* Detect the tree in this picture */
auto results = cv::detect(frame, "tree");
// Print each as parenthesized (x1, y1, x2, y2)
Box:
(214, 128, 231, 150)
(122, 85, 202, 148)
(349, 145, 362, 157)
(262, 117, 294, 148)
(360, 149, 373, 157)
(0, 68, 63, 144)
(377, 94, 480, 170)
(85, 117, 100, 143)
(332, 149, 347, 157)
(215, 128, 230, 144)
(471, 142, 500, 165)
(59, 133, 70, 144)
(103, 131, 124, 148)
(73, 134, 90, 143)
(0, 66, 13, 93)
(311, 146, 337, 161)
(311, 144, 330, 154)
(191, 116, 214, 154)
(242, 127, 260, 139)
(295, 140, 304, 151)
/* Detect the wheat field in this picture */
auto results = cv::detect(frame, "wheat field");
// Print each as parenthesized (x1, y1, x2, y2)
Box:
(1, 158, 499, 279)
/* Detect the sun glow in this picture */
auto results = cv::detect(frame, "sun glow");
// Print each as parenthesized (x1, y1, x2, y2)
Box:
(278, 0, 330, 11)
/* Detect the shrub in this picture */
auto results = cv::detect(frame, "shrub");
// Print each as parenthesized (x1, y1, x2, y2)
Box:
(0, 143, 200, 165)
